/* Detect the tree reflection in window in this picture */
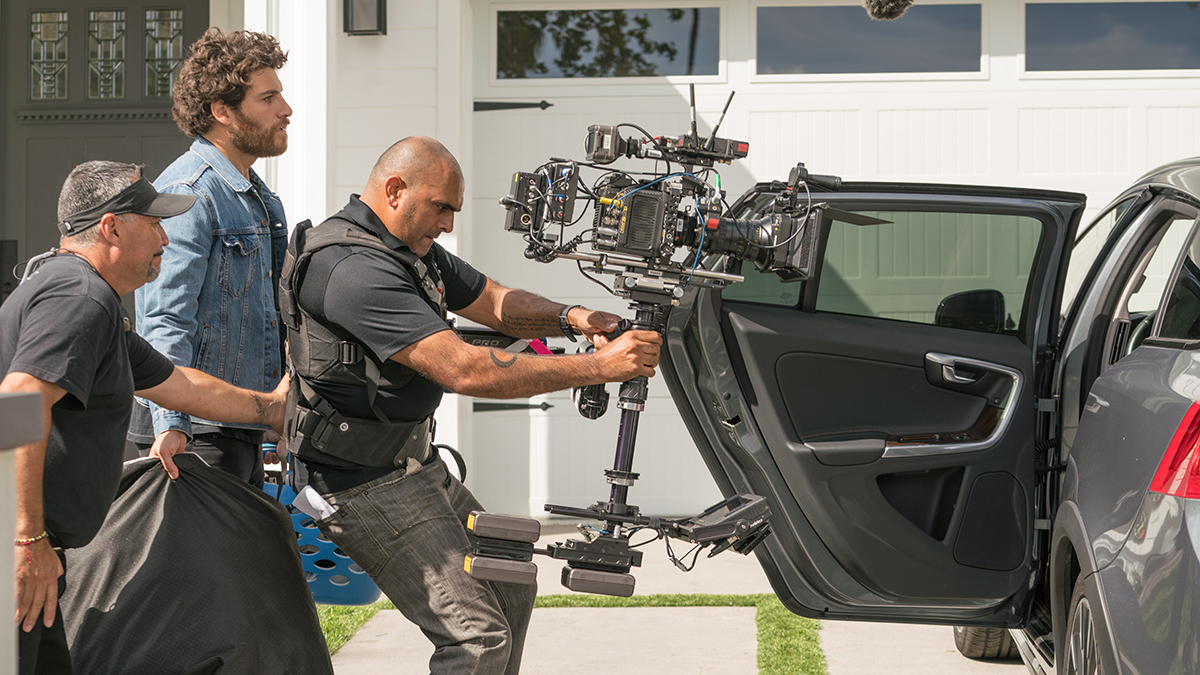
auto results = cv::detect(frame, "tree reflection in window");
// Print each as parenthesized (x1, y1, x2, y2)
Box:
(497, 8, 719, 79)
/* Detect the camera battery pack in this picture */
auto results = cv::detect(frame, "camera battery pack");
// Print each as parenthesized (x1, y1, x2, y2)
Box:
(464, 555, 538, 585)
(467, 511, 541, 543)
(561, 567, 636, 597)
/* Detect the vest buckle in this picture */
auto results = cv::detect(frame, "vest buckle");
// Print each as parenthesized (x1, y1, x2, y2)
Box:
(338, 341, 363, 364)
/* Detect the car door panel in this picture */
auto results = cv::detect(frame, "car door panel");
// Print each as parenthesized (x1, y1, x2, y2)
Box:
(724, 305, 1034, 600)
(663, 185, 1086, 626)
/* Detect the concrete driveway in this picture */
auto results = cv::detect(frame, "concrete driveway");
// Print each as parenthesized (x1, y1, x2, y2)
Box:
(332, 524, 1031, 674)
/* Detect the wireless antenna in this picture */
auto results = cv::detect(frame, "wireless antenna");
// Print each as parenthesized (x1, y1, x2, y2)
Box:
(705, 90, 736, 151)
(688, 83, 699, 144)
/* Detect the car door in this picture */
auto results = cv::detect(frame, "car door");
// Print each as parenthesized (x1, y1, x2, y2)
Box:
(662, 183, 1086, 626)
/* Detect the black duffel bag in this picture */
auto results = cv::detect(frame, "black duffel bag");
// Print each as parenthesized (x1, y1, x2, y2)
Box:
(61, 453, 334, 675)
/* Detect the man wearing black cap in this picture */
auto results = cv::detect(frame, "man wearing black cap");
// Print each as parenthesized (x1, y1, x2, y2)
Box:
(0, 160, 289, 675)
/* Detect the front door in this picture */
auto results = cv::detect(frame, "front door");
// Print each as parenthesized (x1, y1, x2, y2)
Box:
(665, 182, 1086, 626)
(0, 0, 208, 303)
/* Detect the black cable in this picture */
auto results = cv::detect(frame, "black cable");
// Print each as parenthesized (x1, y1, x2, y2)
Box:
(664, 536, 704, 572)
(577, 261, 613, 294)
(626, 527, 662, 549)
(616, 122, 663, 149)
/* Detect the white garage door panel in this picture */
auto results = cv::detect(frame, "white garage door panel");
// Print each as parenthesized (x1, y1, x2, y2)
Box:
(878, 109, 990, 176)
(1018, 107, 1131, 175)
(749, 109, 862, 179)
(1148, 107, 1200, 168)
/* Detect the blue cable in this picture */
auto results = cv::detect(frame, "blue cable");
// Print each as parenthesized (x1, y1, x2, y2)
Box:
(686, 221, 707, 286)
(613, 173, 696, 201)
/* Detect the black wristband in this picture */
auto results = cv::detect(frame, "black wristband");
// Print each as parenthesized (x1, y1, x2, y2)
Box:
(559, 305, 581, 342)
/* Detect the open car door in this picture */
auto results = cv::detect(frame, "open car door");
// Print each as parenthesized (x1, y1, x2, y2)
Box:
(662, 183, 1086, 627)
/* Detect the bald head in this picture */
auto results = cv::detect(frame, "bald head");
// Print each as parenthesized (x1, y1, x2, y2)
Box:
(360, 136, 464, 255)
(367, 136, 462, 192)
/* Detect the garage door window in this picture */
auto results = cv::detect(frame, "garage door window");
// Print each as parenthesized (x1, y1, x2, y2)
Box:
(756, 4, 981, 75)
(1026, 2, 1200, 71)
(497, 8, 720, 79)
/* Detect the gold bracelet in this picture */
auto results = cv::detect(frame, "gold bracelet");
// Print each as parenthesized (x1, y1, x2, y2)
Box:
(14, 531, 48, 546)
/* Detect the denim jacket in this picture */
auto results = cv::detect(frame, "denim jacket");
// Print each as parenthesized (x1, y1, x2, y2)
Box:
(132, 136, 288, 440)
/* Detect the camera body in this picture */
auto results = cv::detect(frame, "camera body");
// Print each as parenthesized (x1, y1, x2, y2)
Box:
(591, 175, 681, 260)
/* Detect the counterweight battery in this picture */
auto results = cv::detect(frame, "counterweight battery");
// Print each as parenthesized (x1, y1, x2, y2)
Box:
(463, 511, 541, 585)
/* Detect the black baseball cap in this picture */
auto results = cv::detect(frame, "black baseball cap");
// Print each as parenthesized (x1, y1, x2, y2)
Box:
(58, 177, 196, 235)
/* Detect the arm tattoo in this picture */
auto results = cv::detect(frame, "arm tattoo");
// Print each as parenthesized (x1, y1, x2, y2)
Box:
(489, 349, 518, 368)
(252, 393, 268, 421)
(500, 309, 558, 334)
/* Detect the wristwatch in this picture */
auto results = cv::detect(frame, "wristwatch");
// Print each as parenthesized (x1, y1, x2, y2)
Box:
(559, 305, 581, 342)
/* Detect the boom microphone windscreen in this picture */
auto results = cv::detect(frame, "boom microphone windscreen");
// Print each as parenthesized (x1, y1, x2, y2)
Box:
(863, 0, 915, 20)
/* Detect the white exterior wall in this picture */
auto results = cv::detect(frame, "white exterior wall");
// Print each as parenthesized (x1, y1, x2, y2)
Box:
(241, 0, 1200, 518)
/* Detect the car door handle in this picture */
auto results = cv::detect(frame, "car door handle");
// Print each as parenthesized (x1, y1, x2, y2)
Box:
(884, 354, 1023, 458)
(941, 363, 979, 384)
(926, 353, 985, 385)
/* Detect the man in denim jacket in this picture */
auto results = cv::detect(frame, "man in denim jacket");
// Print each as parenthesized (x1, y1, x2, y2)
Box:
(128, 28, 291, 487)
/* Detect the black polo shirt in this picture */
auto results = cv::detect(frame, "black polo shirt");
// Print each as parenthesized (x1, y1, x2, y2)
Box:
(0, 254, 175, 549)
(295, 195, 486, 491)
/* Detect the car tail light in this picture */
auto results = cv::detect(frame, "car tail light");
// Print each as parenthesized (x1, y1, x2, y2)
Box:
(1150, 401, 1200, 499)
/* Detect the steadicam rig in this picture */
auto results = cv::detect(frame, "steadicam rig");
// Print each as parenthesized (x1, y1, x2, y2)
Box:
(466, 87, 869, 597)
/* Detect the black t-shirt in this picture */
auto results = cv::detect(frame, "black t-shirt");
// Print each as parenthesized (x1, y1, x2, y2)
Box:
(294, 196, 486, 489)
(0, 254, 174, 549)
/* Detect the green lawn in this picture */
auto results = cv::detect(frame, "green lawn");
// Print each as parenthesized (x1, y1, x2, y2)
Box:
(319, 593, 826, 675)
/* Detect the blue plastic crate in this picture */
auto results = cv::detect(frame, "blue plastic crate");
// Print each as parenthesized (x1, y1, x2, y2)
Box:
(263, 481, 383, 606)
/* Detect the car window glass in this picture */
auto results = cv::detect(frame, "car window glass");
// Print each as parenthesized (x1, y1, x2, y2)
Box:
(720, 267, 803, 306)
(1126, 216, 1196, 315)
(720, 189, 803, 306)
(1157, 220, 1200, 341)
(815, 211, 1043, 334)
(1062, 198, 1137, 323)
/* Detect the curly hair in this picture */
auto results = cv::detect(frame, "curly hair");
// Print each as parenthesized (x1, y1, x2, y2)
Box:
(171, 28, 288, 138)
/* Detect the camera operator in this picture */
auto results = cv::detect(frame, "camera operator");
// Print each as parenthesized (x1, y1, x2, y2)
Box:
(283, 135, 660, 674)
(1, 160, 288, 675)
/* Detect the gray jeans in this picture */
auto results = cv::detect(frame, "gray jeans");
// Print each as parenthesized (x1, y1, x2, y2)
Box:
(315, 460, 536, 674)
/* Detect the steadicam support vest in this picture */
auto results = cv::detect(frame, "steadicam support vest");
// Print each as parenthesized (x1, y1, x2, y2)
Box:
(278, 218, 447, 468)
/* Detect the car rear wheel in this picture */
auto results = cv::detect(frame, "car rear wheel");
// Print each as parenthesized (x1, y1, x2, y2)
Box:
(953, 625, 1018, 659)
(1064, 574, 1100, 675)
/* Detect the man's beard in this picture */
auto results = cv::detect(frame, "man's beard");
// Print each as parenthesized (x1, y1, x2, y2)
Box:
(401, 199, 431, 253)
(230, 107, 287, 158)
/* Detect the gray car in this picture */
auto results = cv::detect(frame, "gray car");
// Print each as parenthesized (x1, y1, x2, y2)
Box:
(663, 158, 1200, 675)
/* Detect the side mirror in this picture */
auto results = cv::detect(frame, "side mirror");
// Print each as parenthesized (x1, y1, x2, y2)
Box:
(935, 289, 1005, 333)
